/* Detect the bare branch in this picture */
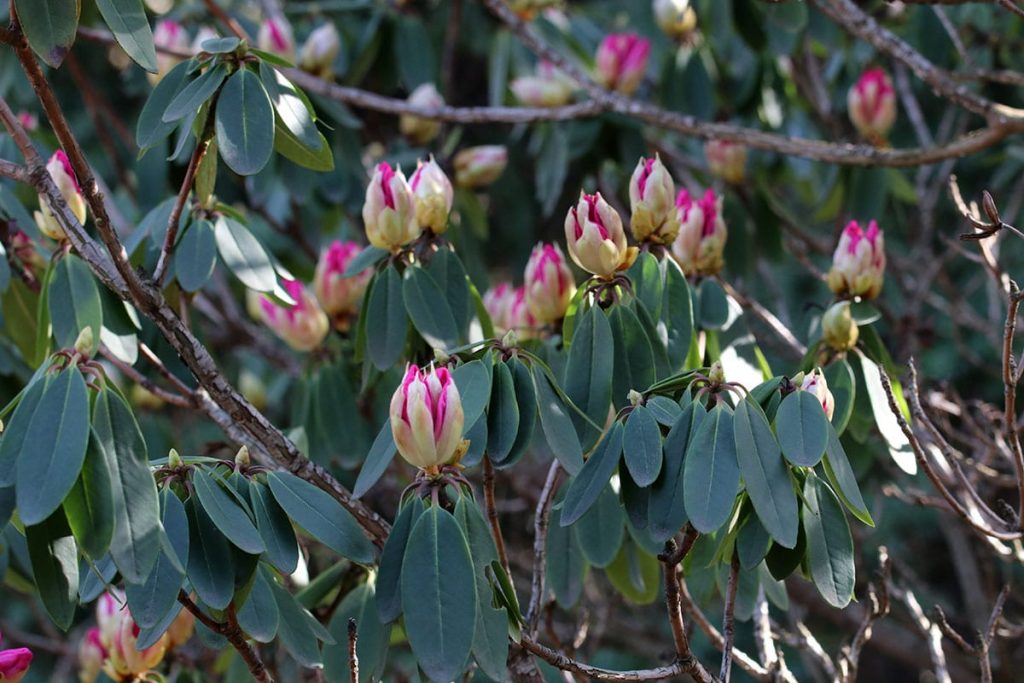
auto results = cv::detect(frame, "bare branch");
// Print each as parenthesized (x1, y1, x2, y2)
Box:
(178, 592, 273, 683)
(526, 461, 562, 637)
(720, 553, 740, 682)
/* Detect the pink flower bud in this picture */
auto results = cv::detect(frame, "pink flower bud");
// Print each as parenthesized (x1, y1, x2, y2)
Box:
(164, 607, 195, 650)
(35, 150, 87, 240)
(800, 368, 835, 422)
(510, 61, 576, 107)
(259, 280, 330, 352)
(507, 286, 537, 339)
(704, 140, 747, 184)
(150, 20, 190, 85)
(671, 188, 727, 276)
(103, 613, 168, 680)
(848, 68, 896, 143)
(0, 644, 32, 683)
(95, 590, 124, 649)
(653, 0, 697, 40)
(314, 240, 371, 317)
(299, 23, 341, 79)
(454, 146, 508, 189)
(363, 162, 420, 250)
(595, 33, 650, 95)
(15, 112, 37, 132)
(484, 283, 515, 334)
(258, 17, 296, 62)
(78, 628, 107, 683)
(564, 192, 636, 278)
(826, 220, 885, 300)
(524, 243, 576, 323)
(390, 365, 465, 471)
(410, 157, 454, 234)
(399, 83, 444, 145)
(629, 155, 677, 244)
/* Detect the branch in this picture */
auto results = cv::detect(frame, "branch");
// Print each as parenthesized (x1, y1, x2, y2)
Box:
(519, 636, 687, 682)
(178, 592, 273, 683)
(0, 158, 29, 183)
(720, 553, 740, 683)
(837, 546, 892, 682)
(890, 584, 952, 683)
(347, 618, 359, 683)
(482, 458, 512, 579)
(657, 536, 716, 683)
(526, 460, 562, 636)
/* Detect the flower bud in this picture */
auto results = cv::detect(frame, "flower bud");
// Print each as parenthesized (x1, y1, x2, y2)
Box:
(258, 280, 330, 352)
(510, 61, 576, 107)
(564, 192, 637, 278)
(390, 364, 465, 471)
(483, 282, 516, 334)
(800, 368, 835, 421)
(524, 243, 576, 323)
(9, 231, 45, 276)
(239, 369, 268, 412)
(454, 146, 508, 189)
(149, 19, 189, 85)
(167, 448, 183, 468)
(704, 140, 746, 184)
(191, 26, 220, 54)
(826, 220, 885, 300)
(96, 590, 125, 649)
(708, 360, 726, 385)
(34, 150, 86, 240)
(399, 83, 444, 145)
(508, 286, 537, 339)
(102, 612, 168, 680)
(848, 68, 896, 144)
(299, 23, 341, 79)
(629, 155, 677, 244)
(314, 240, 372, 317)
(74, 327, 94, 356)
(822, 301, 859, 352)
(165, 605, 195, 650)
(409, 157, 454, 234)
(363, 162, 420, 250)
(671, 188, 727, 276)
(595, 33, 650, 96)
(653, 0, 697, 40)
(234, 445, 251, 468)
(258, 17, 296, 62)
(0, 646, 31, 683)
(16, 111, 37, 132)
(77, 628, 106, 683)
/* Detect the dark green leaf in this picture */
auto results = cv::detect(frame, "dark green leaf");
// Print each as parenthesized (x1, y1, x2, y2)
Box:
(193, 469, 265, 555)
(646, 395, 682, 426)
(15, 0, 79, 68)
(250, 481, 299, 574)
(825, 359, 856, 436)
(353, 422, 396, 499)
(623, 405, 663, 487)
(48, 254, 102, 355)
(648, 403, 704, 542)
(269, 573, 328, 667)
(214, 216, 276, 292)
(605, 539, 660, 605)
(661, 260, 693, 367)
(365, 266, 408, 370)
(175, 219, 218, 292)
(823, 425, 872, 526)
(733, 400, 798, 548)
(776, 390, 829, 467)
(802, 474, 855, 608)
(26, 511, 78, 629)
(125, 489, 188, 629)
(546, 501, 587, 607)
(697, 278, 731, 330)
(573, 484, 624, 568)
(137, 60, 195, 150)
(164, 63, 228, 122)
(237, 568, 280, 643)
(403, 266, 461, 349)
(215, 68, 275, 175)
(427, 249, 472, 335)
(186, 495, 235, 610)
(683, 404, 740, 534)
(737, 513, 772, 570)
(259, 63, 322, 149)
(486, 361, 519, 463)
(62, 434, 114, 559)
(564, 306, 613, 442)
(95, 0, 156, 72)
(327, 583, 391, 683)
(453, 359, 492, 429)
(531, 363, 583, 475)
(376, 497, 424, 623)
(610, 305, 656, 408)
(200, 36, 241, 53)
(0, 374, 50, 486)
(560, 423, 624, 527)
(498, 358, 537, 467)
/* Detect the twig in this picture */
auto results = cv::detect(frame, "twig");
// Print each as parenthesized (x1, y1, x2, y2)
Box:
(720, 553, 740, 682)
(890, 584, 952, 683)
(679, 576, 770, 680)
(347, 618, 359, 683)
(482, 458, 512, 580)
(0, 158, 29, 183)
(203, 0, 251, 41)
(178, 592, 273, 683)
(656, 538, 715, 683)
(519, 636, 686, 682)
(526, 461, 562, 636)
(837, 547, 892, 682)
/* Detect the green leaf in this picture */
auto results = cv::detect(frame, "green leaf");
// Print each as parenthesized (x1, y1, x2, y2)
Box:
(15, 0, 79, 68)
(560, 423, 624, 527)
(733, 400, 798, 548)
(250, 481, 299, 574)
(259, 63, 321, 150)
(137, 59, 196, 150)
(452, 359, 492, 429)
(48, 254, 102, 355)
(215, 68, 275, 175)
(200, 36, 241, 54)
(573, 484, 624, 568)
(402, 506, 477, 683)
(683, 403, 740, 534)
(185, 495, 235, 610)
(623, 405, 663, 487)
(2, 279, 44, 367)
(164, 62, 228, 123)
(823, 425, 872, 526)
(269, 573, 329, 667)
(62, 434, 114, 559)
(273, 125, 335, 171)
(93, 389, 161, 583)
(427, 249, 472, 335)
(855, 351, 915, 474)
(564, 306, 613, 443)
(267, 472, 375, 564)
(365, 266, 408, 370)
(175, 219, 218, 292)
(802, 474, 855, 608)
(825, 359, 856, 435)
(531, 363, 583, 475)
(26, 511, 79, 630)
(605, 539, 660, 605)
(214, 216, 277, 292)
(737, 513, 772, 570)
(610, 305, 655, 408)
(0, 374, 50, 486)
(236, 568, 279, 643)
(353, 422, 396, 499)
(95, 0, 156, 72)
(193, 469, 265, 555)
(697, 278, 731, 330)
(403, 266, 461, 349)
(662, 259, 693, 368)
(648, 402, 705, 542)
(486, 361, 519, 463)
(776, 390, 830, 467)
(125, 489, 188, 629)
(393, 15, 437, 89)
(546, 500, 588, 607)
(376, 497, 424, 623)
(17, 368, 90, 525)
(327, 583, 391, 683)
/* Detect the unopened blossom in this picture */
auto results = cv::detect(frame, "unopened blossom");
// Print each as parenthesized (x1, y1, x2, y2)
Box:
(826, 220, 885, 300)
(524, 243, 576, 323)
(314, 240, 372, 318)
(629, 155, 677, 244)
(0, 634, 31, 683)
(510, 61, 576, 107)
(507, 286, 537, 338)
(822, 301, 859, 352)
(78, 628, 107, 683)
(399, 84, 444, 145)
(671, 188, 727, 276)
(653, 0, 697, 40)
(595, 33, 650, 95)
(410, 157, 454, 234)
(15, 112, 37, 132)
(149, 19, 190, 84)
(34, 150, 86, 240)
(390, 365, 465, 471)
(800, 368, 835, 421)
(299, 23, 341, 79)
(9, 231, 46, 275)
(363, 162, 420, 250)
(95, 590, 123, 647)
(102, 614, 168, 680)
(454, 146, 508, 189)
(258, 16, 296, 62)
(564, 192, 636, 278)
(259, 280, 330, 352)
(848, 68, 897, 143)
(483, 283, 516, 333)
(704, 140, 746, 184)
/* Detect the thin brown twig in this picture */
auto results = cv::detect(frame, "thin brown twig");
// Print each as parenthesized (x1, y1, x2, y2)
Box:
(347, 618, 359, 683)
(482, 457, 512, 580)
(178, 592, 273, 683)
(720, 553, 740, 682)
(526, 461, 562, 637)
(0, 158, 29, 183)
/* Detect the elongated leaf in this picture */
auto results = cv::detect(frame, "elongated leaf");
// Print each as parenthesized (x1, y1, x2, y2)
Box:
(857, 352, 916, 474)
(403, 266, 460, 349)
(683, 404, 740, 534)
(452, 359, 492, 429)
(237, 568, 279, 643)
(573, 484, 624, 568)
(267, 472, 375, 564)
(531, 363, 583, 475)
(273, 123, 335, 171)
(564, 306, 613, 441)
(26, 511, 79, 630)
(824, 359, 855, 435)
(376, 497, 423, 623)
(17, 368, 90, 525)
(661, 259, 693, 368)
(823, 425, 873, 526)
(125, 490, 188, 629)
(560, 423, 624, 527)
(193, 469, 265, 555)
(214, 216, 276, 292)
(546, 501, 588, 607)
(737, 513, 772, 569)
(15, 0, 79, 68)
(648, 402, 704, 541)
(175, 219, 218, 292)
(610, 305, 656, 407)
(802, 474, 855, 608)
(185, 496, 235, 610)
(606, 539, 660, 605)
(776, 390, 829, 467)
(215, 68, 275, 175)
(62, 434, 115, 559)
(0, 375, 50, 486)
(250, 481, 299, 574)
(365, 266, 408, 370)
(259, 62, 321, 149)
(95, 0, 157, 72)
(137, 59, 195, 150)
(270, 574, 327, 667)
(623, 405, 663, 487)
(48, 254, 102, 355)
(401, 506, 477, 683)
(353, 422, 396, 499)
(733, 400, 798, 548)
